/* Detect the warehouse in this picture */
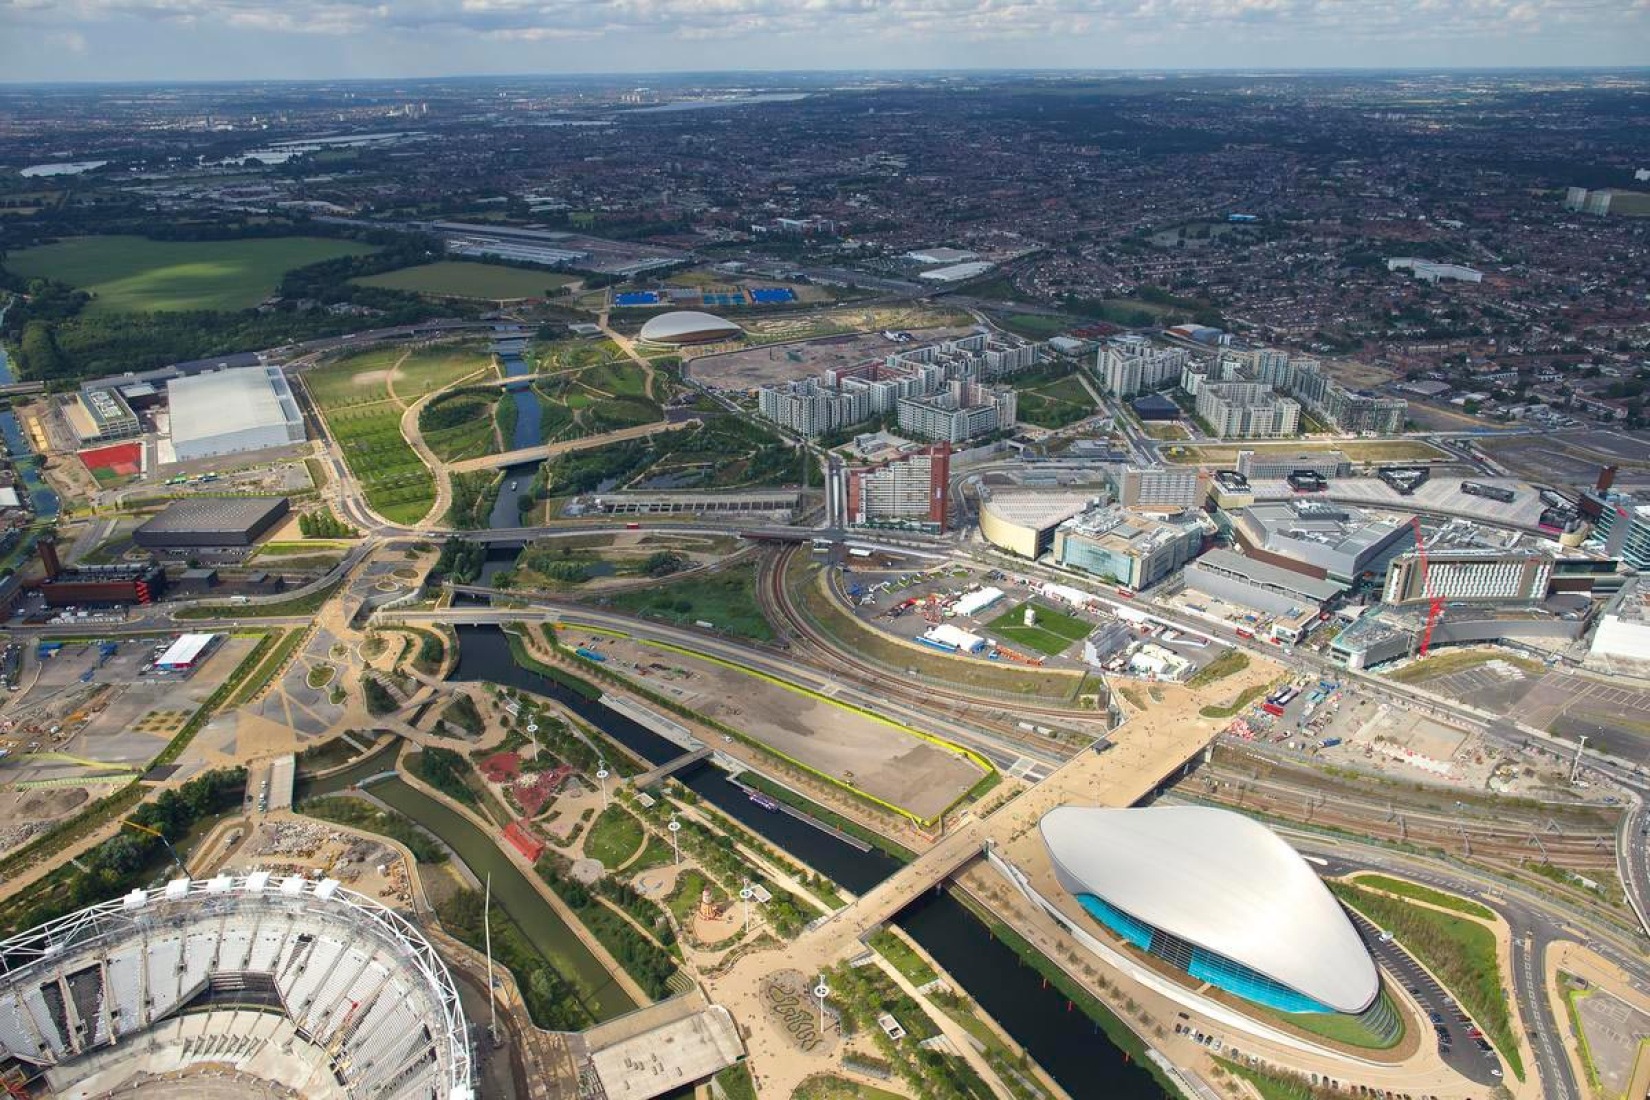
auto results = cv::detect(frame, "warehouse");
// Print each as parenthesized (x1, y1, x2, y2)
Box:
(168, 367, 306, 461)
(921, 624, 988, 654)
(153, 633, 220, 673)
(952, 586, 1006, 617)
(134, 497, 291, 550)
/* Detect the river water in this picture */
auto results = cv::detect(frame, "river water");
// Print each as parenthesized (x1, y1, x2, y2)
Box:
(445, 626, 1167, 1099)
(0, 327, 61, 519)
(487, 348, 543, 531)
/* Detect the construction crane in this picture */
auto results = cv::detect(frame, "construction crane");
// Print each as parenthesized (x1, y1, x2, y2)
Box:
(122, 819, 187, 876)
(1409, 517, 1445, 657)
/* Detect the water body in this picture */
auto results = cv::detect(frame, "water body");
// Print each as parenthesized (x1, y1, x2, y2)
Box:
(0, 335, 61, 519)
(625, 94, 808, 114)
(300, 745, 638, 1022)
(448, 625, 1165, 1099)
(20, 160, 107, 177)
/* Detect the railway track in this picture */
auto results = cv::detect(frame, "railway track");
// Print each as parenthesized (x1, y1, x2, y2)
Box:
(756, 545, 1093, 754)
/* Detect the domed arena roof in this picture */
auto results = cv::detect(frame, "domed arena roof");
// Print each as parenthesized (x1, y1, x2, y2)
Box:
(637, 310, 743, 345)
(1041, 805, 1379, 1014)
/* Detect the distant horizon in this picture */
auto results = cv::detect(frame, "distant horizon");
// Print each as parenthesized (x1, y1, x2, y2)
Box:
(4, 64, 1650, 91)
(3, 0, 1647, 84)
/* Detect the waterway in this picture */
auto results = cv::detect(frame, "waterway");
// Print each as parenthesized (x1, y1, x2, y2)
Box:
(299, 743, 639, 1022)
(447, 625, 1167, 1099)
(0, 320, 61, 520)
(487, 345, 543, 531)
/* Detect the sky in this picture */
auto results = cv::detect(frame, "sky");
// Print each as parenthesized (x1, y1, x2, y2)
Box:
(2, 0, 1647, 82)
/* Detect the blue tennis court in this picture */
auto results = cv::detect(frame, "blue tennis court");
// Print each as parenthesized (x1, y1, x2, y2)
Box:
(701, 292, 746, 307)
(749, 287, 797, 304)
(614, 291, 661, 306)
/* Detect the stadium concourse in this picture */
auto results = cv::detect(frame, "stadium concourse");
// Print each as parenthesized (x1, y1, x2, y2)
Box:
(0, 874, 473, 1100)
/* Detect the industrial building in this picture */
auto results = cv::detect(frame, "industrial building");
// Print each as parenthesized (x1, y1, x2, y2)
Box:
(153, 633, 220, 672)
(978, 490, 1097, 559)
(1386, 257, 1484, 284)
(1041, 806, 1389, 1024)
(63, 388, 141, 446)
(134, 497, 291, 550)
(1052, 506, 1204, 590)
(168, 367, 306, 461)
(1236, 450, 1351, 480)
(918, 260, 995, 283)
(846, 444, 950, 531)
(1195, 383, 1300, 439)
(1231, 500, 1410, 585)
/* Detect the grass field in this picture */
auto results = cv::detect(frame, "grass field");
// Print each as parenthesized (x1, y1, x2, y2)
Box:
(605, 563, 775, 642)
(993, 313, 1077, 339)
(530, 339, 660, 442)
(1163, 439, 1447, 465)
(1385, 648, 1545, 684)
(6, 235, 375, 314)
(582, 804, 645, 867)
(302, 349, 435, 524)
(353, 261, 574, 300)
(1351, 873, 1496, 920)
(1015, 372, 1096, 429)
(1186, 648, 1250, 688)
(986, 601, 1092, 656)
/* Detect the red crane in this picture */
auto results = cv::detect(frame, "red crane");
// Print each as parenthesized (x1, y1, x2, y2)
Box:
(1410, 517, 1444, 656)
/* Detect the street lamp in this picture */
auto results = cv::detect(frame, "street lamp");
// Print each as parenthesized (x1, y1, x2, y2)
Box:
(526, 720, 539, 757)
(668, 816, 681, 865)
(814, 978, 830, 1035)
(596, 762, 609, 809)
(739, 881, 754, 933)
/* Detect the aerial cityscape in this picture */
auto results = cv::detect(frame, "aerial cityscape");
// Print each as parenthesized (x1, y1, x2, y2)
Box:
(0, 40, 1647, 1100)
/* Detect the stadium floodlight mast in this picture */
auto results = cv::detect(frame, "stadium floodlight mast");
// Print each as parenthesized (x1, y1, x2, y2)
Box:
(668, 816, 681, 865)
(596, 762, 609, 809)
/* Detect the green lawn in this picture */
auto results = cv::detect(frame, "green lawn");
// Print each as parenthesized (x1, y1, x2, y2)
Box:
(395, 342, 494, 400)
(1187, 648, 1251, 688)
(993, 312, 1077, 339)
(353, 261, 574, 300)
(582, 804, 645, 868)
(1199, 682, 1271, 719)
(1015, 372, 1097, 429)
(869, 929, 939, 986)
(1352, 873, 1496, 920)
(987, 600, 1092, 656)
(6, 235, 376, 314)
(1331, 882, 1522, 1079)
(302, 350, 436, 525)
(605, 563, 776, 642)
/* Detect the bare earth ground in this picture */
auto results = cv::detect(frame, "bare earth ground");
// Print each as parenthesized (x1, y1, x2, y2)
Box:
(687, 326, 974, 391)
(561, 630, 985, 820)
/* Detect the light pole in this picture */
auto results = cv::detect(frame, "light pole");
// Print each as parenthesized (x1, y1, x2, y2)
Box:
(739, 881, 754, 933)
(596, 762, 609, 809)
(814, 978, 830, 1035)
(526, 720, 539, 758)
(668, 816, 681, 865)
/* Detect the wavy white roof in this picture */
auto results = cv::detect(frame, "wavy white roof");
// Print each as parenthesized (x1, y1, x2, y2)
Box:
(638, 310, 742, 343)
(1041, 805, 1378, 1013)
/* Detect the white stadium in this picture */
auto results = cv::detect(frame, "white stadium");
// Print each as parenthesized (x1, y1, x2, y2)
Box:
(0, 874, 473, 1100)
(636, 311, 743, 346)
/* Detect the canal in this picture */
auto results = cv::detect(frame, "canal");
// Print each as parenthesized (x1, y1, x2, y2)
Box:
(486, 342, 543, 531)
(0, 327, 61, 520)
(448, 625, 1168, 1099)
(299, 741, 639, 1022)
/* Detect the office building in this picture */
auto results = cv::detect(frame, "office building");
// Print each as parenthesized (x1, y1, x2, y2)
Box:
(846, 445, 950, 532)
(169, 367, 307, 461)
(64, 388, 140, 446)
(1052, 506, 1203, 590)
(1107, 465, 1208, 510)
(1236, 450, 1351, 480)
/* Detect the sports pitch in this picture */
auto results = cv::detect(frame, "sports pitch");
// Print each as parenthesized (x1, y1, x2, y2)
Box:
(987, 600, 1093, 656)
(5, 235, 376, 314)
(352, 261, 575, 300)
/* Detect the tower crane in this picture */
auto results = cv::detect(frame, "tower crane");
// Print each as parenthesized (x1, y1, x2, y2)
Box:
(1409, 517, 1445, 657)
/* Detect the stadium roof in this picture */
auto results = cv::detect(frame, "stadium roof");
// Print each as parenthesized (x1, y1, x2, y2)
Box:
(979, 490, 1098, 533)
(1041, 805, 1378, 1013)
(637, 310, 743, 344)
(168, 366, 302, 450)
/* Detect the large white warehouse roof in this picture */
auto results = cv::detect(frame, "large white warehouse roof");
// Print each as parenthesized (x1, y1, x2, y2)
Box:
(1041, 805, 1379, 1014)
(168, 366, 305, 460)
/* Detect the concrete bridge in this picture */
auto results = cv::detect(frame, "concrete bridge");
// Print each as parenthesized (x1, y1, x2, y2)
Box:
(630, 746, 714, 789)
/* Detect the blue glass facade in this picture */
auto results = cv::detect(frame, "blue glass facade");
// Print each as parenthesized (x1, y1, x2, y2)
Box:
(1076, 893, 1334, 1015)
